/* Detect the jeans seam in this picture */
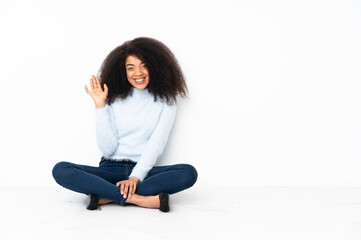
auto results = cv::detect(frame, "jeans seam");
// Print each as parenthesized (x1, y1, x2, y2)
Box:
(148, 165, 182, 175)
(144, 168, 179, 182)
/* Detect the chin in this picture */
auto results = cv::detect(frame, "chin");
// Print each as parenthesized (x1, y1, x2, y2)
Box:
(135, 87, 146, 90)
(133, 84, 148, 90)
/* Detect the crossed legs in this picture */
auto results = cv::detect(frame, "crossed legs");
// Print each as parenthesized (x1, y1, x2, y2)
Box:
(52, 160, 197, 209)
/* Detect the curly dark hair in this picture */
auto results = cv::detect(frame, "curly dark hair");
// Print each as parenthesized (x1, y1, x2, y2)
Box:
(98, 37, 188, 105)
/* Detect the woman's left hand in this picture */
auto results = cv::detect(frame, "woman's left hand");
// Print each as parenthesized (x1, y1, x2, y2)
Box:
(116, 177, 140, 199)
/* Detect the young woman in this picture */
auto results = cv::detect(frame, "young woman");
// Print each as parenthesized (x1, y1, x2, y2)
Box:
(52, 37, 198, 212)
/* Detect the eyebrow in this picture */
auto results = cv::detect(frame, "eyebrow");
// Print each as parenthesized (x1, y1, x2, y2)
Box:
(126, 61, 145, 67)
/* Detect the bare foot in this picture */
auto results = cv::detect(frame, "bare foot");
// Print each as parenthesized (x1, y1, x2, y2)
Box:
(126, 194, 160, 208)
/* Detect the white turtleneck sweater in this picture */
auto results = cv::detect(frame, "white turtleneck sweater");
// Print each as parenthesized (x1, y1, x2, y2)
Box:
(94, 88, 177, 182)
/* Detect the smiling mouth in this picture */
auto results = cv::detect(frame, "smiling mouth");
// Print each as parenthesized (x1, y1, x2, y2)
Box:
(134, 78, 145, 84)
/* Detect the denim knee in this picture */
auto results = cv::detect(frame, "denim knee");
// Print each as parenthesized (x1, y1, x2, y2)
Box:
(52, 161, 71, 185)
(181, 164, 198, 188)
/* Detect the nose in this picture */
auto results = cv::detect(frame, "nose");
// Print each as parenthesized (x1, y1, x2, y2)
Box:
(134, 67, 143, 76)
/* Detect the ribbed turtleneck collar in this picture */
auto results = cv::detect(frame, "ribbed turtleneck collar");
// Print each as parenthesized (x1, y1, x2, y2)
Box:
(132, 87, 151, 99)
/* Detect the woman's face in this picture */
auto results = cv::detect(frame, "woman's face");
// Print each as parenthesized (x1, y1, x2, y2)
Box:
(125, 55, 149, 90)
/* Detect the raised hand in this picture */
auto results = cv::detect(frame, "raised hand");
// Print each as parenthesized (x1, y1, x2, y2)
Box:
(84, 75, 108, 108)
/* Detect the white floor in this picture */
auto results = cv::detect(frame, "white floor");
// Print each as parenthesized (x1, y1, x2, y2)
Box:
(1, 186, 361, 240)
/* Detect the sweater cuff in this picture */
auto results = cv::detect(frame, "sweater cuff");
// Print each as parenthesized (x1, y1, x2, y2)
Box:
(95, 105, 107, 115)
(129, 169, 147, 182)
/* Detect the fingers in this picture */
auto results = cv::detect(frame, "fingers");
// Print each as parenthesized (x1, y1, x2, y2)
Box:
(132, 182, 137, 194)
(123, 183, 129, 199)
(90, 75, 101, 90)
(92, 75, 98, 88)
(128, 184, 133, 199)
(116, 180, 138, 199)
(129, 182, 137, 199)
(90, 76, 95, 90)
(103, 83, 108, 95)
(84, 85, 90, 94)
(95, 76, 101, 89)
(121, 182, 125, 196)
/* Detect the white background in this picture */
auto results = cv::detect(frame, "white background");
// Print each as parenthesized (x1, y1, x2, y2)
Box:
(0, 0, 360, 188)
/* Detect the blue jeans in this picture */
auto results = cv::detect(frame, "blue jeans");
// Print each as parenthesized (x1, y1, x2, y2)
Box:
(52, 157, 198, 205)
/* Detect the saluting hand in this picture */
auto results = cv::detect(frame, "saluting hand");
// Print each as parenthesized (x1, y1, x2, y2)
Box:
(84, 75, 108, 108)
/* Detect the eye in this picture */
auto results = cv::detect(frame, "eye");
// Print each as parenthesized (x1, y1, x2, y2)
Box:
(127, 67, 134, 71)
(142, 64, 147, 68)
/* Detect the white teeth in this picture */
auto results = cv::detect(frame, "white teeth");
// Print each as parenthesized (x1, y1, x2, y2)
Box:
(135, 78, 144, 82)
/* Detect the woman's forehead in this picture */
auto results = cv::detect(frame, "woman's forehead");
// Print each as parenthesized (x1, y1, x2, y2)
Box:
(126, 55, 144, 63)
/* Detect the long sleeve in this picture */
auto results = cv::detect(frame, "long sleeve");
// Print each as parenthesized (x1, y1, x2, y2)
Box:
(129, 103, 177, 181)
(95, 105, 119, 157)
